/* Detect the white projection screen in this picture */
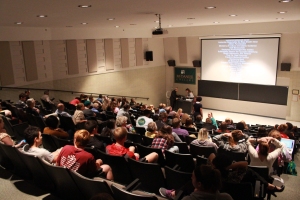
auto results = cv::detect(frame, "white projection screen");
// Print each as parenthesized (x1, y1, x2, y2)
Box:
(201, 38, 280, 85)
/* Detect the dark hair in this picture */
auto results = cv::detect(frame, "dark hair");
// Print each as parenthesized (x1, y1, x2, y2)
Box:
(76, 103, 84, 110)
(235, 122, 245, 131)
(286, 122, 293, 131)
(44, 90, 49, 94)
(45, 116, 59, 129)
(196, 96, 202, 102)
(84, 120, 98, 133)
(257, 127, 268, 137)
(156, 125, 174, 147)
(24, 126, 40, 146)
(172, 117, 181, 128)
(186, 88, 191, 92)
(159, 112, 168, 120)
(143, 109, 152, 116)
(19, 93, 26, 99)
(98, 94, 103, 98)
(107, 119, 116, 129)
(185, 118, 193, 127)
(219, 122, 228, 132)
(228, 130, 243, 146)
(123, 104, 130, 110)
(194, 165, 222, 192)
(211, 154, 232, 178)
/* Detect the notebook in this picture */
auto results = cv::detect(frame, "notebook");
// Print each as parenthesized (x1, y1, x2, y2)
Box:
(280, 138, 294, 154)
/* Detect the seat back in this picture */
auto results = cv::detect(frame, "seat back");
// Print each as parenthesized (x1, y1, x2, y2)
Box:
(41, 133, 58, 152)
(0, 143, 31, 179)
(196, 155, 208, 167)
(127, 133, 143, 144)
(0, 143, 14, 170)
(94, 134, 113, 145)
(221, 182, 253, 200)
(174, 142, 189, 154)
(39, 158, 83, 200)
(248, 166, 269, 182)
(59, 115, 75, 131)
(98, 150, 134, 185)
(136, 144, 165, 166)
(164, 150, 194, 173)
(16, 150, 55, 190)
(134, 127, 146, 136)
(33, 116, 46, 132)
(111, 184, 158, 200)
(51, 135, 73, 149)
(1, 115, 16, 138)
(164, 166, 192, 190)
(142, 136, 154, 146)
(127, 158, 166, 194)
(69, 170, 113, 199)
(218, 147, 248, 162)
(185, 135, 196, 145)
(189, 144, 215, 158)
(26, 113, 39, 127)
(12, 122, 29, 141)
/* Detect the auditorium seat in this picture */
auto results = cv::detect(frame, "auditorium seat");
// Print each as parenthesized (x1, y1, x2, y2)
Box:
(164, 150, 194, 173)
(111, 184, 158, 200)
(136, 144, 165, 166)
(174, 142, 189, 154)
(164, 166, 192, 190)
(221, 182, 253, 200)
(189, 144, 215, 158)
(41, 133, 59, 152)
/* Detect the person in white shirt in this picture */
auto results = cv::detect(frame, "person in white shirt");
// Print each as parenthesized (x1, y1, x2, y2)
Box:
(136, 109, 153, 130)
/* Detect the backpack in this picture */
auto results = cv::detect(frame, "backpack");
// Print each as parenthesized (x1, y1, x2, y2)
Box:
(286, 161, 297, 176)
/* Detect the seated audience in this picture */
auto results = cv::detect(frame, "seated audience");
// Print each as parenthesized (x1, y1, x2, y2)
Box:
(177, 108, 183, 117)
(84, 120, 104, 151)
(172, 117, 189, 137)
(100, 119, 115, 139)
(56, 129, 113, 179)
(26, 98, 40, 117)
(91, 102, 100, 114)
(72, 103, 87, 125)
(194, 114, 203, 128)
(24, 90, 31, 100)
(70, 97, 81, 106)
(151, 125, 179, 153)
(136, 109, 153, 130)
(191, 128, 218, 153)
(278, 124, 289, 139)
(0, 117, 24, 147)
(202, 118, 217, 131)
(129, 98, 136, 107)
(16, 93, 28, 110)
(285, 122, 295, 139)
(213, 130, 248, 153)
(106, 127, 158, 162)
(193, 96, 203, 120)
(116, 104, 132, 124)
(216, 122, 229, 134)
(225, 118, 235, 129)
(247, 136, 283, 174)
(44, 116, 69, 138)
(257, 127, 268, 138)
(22, 126, 60, 163)
(207, 112, 218, 129)
(83, 101, 96, 119)
(240, 120, 249, 134)
(155, 112, 168, 131)
(41, 90, 54, 104)
(145, 122, 158, 138)
(185, 117, 197, 131)
(159, 165, 233, 200)
(55, 103, 72, 117)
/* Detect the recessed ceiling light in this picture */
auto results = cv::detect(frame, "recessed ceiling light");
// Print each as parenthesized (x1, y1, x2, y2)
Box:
(229, 14, 237, 17)
(154, 27, 157, 29)
(279, 0, 293, 2)
(205, 6, 216, 9)
(213, 22, 219, 24)
(37, 15, 47, 18)
(154, 20, 159, 23)
(187, 18, 195, 19)
(78, 5, 91, 8)
(244, 19, 250, 22)
(276, 18, 284, 20)
(168, 25, 172, 27)
(115, 25, 119, 28)
(81, 22, 88, 25)
(15, 22, 23, 25)
(107, 18, 115, 21)
(278, 11, 287, 14)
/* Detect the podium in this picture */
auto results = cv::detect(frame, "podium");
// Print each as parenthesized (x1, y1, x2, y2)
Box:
(174, 100, 193, 114)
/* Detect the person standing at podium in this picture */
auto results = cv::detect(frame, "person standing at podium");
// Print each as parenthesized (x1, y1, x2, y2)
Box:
(193, 96, 203, 120)
(170, 87, 180, 109)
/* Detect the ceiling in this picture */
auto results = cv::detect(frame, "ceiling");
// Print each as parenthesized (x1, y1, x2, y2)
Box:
(0, 0, 299, 30)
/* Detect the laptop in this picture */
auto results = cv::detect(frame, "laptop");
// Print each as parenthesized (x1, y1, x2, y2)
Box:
(280, 138, 294, 155)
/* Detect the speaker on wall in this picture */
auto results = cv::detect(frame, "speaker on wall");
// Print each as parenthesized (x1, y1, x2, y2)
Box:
(281, 63, 291, 71)
(193, 60, 201, 67)
(145, 51, 153, 61)
(167, 60, 176, 67)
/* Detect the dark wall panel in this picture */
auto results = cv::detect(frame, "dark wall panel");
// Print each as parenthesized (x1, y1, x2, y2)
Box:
(198, 80, 238, 100)
(239, 84, 288, 105)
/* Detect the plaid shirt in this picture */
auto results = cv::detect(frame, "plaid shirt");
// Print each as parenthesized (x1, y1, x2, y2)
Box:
(151, 138, 168, 153)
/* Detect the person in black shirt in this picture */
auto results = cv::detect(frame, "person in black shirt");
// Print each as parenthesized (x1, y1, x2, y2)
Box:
(84, 120, 104, 152)
(193, 96, 203, 120)
(170, 87, 180, 109)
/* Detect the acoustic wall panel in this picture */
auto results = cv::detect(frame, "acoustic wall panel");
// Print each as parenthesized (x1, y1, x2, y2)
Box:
(66, 40, 79, 75)
(129, 38, 136, 67)
(96, 39, 105, 70)
(22, 41, 38, 81)
(121, 38, 130, 68)
(0, 41, 15, 85)
(104, 39, 114, 70)
(113, 39, 121, 69)
(135, 38, 143, 66)
(178, 37, 188, 64)
(86, 39, 97, 73)
(10, 41, 26, 84)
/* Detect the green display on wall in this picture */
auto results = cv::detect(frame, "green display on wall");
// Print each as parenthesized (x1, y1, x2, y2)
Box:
(174, 67, 196, 84)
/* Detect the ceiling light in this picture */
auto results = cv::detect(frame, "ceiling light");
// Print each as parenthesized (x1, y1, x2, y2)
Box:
(279, 0, 293, 2)
(154, 20, 159, 23)
(37, 15, 47, 18)
(168, 25, 172, 27)
(278, 11, 287, 14)
(115, 26, 119, 28)
(205, 6, 216, 9)
(229, 14, 237, 17)
(213, 22, 219, 24)
(107, 18, 115, 21)
(81, 22, 88, 25)
(15, 22, 22, 25)
(276, 18, 284, 20)
(78, 5, 91, 8)
(243, 19, 250, 22)
(187, 18, 195, 19)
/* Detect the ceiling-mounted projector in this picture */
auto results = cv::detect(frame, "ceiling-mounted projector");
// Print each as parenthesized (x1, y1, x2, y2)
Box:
(152, 28, 163, 35)
(152, 14, 165, 35)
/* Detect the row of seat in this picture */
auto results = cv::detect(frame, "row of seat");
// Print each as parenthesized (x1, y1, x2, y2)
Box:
(0, 142, 168, 200)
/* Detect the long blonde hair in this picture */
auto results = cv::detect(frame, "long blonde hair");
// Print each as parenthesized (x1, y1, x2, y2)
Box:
(198, 128, 209, 141)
